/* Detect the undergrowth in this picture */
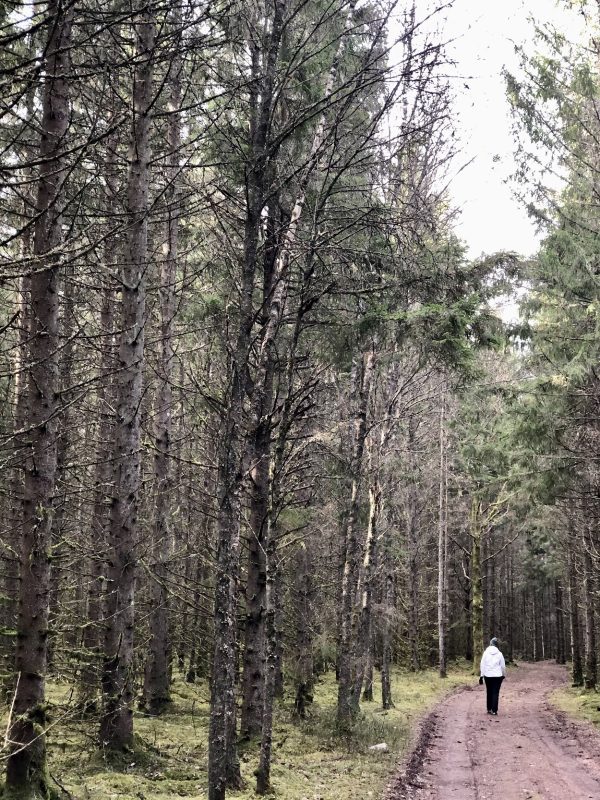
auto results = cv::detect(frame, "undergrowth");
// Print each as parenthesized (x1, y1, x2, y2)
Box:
(29, 663, 472, 800)
(551, 682, 600, 728)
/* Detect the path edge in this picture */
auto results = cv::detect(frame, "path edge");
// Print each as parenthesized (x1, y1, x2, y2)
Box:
(383, 683, 475, 799)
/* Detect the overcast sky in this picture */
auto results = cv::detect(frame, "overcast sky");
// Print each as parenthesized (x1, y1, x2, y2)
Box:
(436, 0, 586, 258)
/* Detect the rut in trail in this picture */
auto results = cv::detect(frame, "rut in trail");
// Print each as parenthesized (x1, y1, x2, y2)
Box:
(387, 662, 600, 800)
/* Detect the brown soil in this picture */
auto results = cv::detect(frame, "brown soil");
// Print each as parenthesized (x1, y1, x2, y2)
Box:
(386, 662, 600, 800)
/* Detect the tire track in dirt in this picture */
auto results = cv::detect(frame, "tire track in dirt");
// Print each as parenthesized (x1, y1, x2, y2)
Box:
(386, 662, 600, 800)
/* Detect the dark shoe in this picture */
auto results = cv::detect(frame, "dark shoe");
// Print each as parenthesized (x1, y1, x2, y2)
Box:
(487, 710, 492, 714)
(492, 711, 498, 716)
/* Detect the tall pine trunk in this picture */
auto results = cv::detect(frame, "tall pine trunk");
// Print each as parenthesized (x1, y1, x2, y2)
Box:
(100, 7, 154, 750)
(3, 31, 36, 691)
(437, 386, 448, 678)
(143, 16, 181, 715)
(337, 348, 374, 728)
(78, 111, 119, 708)
(240, 198, 280, 739)
(5, 1, 73, 794)
(207, 6, 286, 794)
(568, 538, 583, 686)
(406, 417, 421, 671)
(78, 282, 115, 709)
(240, 363, 273, 738)
(354, 478, 380, 702)
(292, 545, 315, 718)
(583, 534, 597, 689)
(255, 536, 278, 795)
(470, 498, 484, 672)
(555, 580, 566, 664)
(381, 524, 395, 710)
(4, 274, 30, 688)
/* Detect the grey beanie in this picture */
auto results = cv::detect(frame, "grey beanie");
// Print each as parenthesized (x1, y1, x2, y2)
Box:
(490, 637, 498, 647)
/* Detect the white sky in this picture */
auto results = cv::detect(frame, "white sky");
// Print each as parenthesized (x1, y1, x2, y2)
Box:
(437, 0, 586, 258)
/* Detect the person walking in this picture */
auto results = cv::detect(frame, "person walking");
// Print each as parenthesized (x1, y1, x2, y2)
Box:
(480, 637, 506, 715)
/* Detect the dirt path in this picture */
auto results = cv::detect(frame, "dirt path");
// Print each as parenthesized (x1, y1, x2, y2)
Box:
(387, 662, 600, 800)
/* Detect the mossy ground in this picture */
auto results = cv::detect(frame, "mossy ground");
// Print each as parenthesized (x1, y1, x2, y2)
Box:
(35, 663, 472, 800)
(551, 682, 600, 728)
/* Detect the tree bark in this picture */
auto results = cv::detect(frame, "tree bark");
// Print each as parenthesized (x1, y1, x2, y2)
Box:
(353, 479, 380, 701)
(46, 268, 76, 672)
(437, 385, 448, 678)
(3, 34, 36, 690)
(78, 282, 115, 710)
(292, 545, 314, 719)
(406, 416, 421, 671)
(568, 538, 584, 686)
(100, 7, 154, 750)
(5, 1, 73, 794)
(470, 497, 484, 672)
(555, 579, 566, 665)
(3, 274, 30, 687)
(583, 537, 597, 689)
(255, 539, 277, 795)
(337, 347, 374, 729)
(240, 360, 274, 738)
(78, 107, 120, 708)
(143, 15, 181, 715)
(463, 565, 473, 662)
(207, 3, 288, 793)
(381, 512, 395, 710)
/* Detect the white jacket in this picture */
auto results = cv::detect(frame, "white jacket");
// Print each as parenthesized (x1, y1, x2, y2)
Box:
(480, 645, 506, 677)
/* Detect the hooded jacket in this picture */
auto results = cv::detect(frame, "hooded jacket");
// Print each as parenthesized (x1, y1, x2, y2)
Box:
(480, 645, 506, 678)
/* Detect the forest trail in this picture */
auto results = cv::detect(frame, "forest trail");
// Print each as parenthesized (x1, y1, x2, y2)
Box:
(388, 662, 600, 800)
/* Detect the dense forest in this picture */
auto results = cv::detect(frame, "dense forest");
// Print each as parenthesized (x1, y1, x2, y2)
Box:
(1, 1, 600, 799)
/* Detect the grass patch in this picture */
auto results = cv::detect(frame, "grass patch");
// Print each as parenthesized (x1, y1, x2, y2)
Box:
(34, 663, 472, 800)
(551, 683, 600, 729)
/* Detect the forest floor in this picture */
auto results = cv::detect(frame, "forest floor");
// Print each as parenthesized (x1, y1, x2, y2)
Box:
(386, 661, 600, 800)
(39, 663, 471, 800)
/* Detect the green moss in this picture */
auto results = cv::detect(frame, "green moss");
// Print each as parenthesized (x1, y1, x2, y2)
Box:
(2, 664, 471, 800)
(551, 684, 600, 727)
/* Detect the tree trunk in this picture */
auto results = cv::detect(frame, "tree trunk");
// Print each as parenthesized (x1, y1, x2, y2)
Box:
(143, 17, 181, 715)
(568, 540, 584, 686)
(78, 106, 120, 706)
(2, 34, 36, 692)
(337, 348, 374, 729)
(5, 1, 73, 794)
(78, 282, 115, 710)
(506, 549, 514, 662)
(255, 333, 301, 792)
(583, 540, 597, 688)
(256, 542, 277, 795)
(47, 268, 76, 673)
(207, 5, 286, 794)
(3, 274, 30, 688)
(555, 580, 566, 665)
(437, 387, 448, 678)
(354, 479, 380, 701)
(470, 498, 483, 672)
(207, 209, 249, 795)
(381, 523, 395, 710)
(489, 551, 496, 637)
(100, 8, 154, 750)
(272, 578, 285, 700)
(532, 591, 539, 661)
(185, 558, 207, 684)
(293, 545, 314, 719)
(463, 568, 473, 662)
(240, 360, 273, 738)
(406, 417, 421, 671)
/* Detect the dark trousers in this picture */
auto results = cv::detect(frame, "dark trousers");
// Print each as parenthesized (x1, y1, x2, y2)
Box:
(484, 676, 504, 713)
